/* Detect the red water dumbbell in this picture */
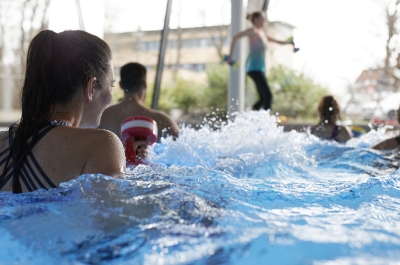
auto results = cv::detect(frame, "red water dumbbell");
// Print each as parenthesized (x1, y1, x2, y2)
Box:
(120, 116, 158, 166)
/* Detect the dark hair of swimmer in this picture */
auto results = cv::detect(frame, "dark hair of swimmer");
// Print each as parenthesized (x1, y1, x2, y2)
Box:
(3, 30, 111, 193)
(246, 11, 263, 25)
(317, 95, 341, 124)
(120, 63, 147, 93)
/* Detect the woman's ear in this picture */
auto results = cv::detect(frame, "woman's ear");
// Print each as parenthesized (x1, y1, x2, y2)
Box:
(84, 77, 97, 102)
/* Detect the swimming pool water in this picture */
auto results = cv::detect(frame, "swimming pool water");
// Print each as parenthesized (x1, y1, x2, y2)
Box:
(1, 111, 400, 264)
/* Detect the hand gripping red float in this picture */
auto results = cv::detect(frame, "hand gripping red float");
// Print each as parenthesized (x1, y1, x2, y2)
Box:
(120, 116, 158, 166)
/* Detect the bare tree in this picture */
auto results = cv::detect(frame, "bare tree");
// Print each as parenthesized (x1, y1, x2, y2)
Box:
(7, 0, 53, 108)
(0, 4, 5, 64)
(0, 4, 7, 110)
(373, 0, 400, 91)
(19, 0, 30, 69)
(384, 0, 400, 79)
(40, 0, 51, 30)
(209, 1, 229, 59)
(210, 26, 229, 59)
(173, 0, 183, 80)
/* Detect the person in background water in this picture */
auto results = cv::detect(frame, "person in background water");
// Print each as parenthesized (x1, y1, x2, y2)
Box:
(371, 105, 400, 150)
(227, 11, 293, 111)
(99, 62, 179, 140)
(309, 95, 353, 143)
(0, 30, 130, 193)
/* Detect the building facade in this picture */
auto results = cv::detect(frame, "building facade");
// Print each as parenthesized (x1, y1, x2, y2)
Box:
(354, 67, 398, 103)
(105, 22, 296, 83)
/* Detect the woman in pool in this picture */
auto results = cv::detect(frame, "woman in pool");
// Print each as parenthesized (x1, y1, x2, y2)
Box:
(309, 95, 352, 143)
(372, 105, 400, 150)
(227, 11, 293, 111)
(0, 30, 141, 193)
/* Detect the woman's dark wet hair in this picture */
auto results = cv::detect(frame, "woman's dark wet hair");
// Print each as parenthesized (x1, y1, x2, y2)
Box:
(246, 11, 263, 25)
(1, 30, 111, 193)
(318, 95, 341, 123)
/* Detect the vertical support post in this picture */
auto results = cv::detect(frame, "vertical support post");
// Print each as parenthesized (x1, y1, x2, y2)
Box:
(75, 0, 85, 30)
(228, 0, 246, 114)
(262, 0, 270, 12)
(151, 0, 173, 110)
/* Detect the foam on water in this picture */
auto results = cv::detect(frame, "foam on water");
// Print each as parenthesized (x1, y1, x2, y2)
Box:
(1, 111, 400, 264)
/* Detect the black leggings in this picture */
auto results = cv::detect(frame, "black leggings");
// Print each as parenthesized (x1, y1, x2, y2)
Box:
(247, 71, 272, 111)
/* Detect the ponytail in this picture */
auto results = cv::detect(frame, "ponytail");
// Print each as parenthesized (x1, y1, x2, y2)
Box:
(7, 30, 57, 193)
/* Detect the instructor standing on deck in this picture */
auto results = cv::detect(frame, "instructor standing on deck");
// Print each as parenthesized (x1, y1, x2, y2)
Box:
(227, 11, 293, 111)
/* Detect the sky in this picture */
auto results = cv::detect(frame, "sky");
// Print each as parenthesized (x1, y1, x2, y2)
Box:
(47, 0, 393, 101)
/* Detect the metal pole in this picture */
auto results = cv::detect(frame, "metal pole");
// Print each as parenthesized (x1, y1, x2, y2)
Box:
(262, 0, 270, 11)
(151, 0, 173, 110)
(75, 0, 85, 30)
(228, 0, 246, 113)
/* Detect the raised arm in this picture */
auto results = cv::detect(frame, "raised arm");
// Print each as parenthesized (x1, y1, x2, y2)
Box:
(267, 36, 292, 45)
(228, 28, 254, 60)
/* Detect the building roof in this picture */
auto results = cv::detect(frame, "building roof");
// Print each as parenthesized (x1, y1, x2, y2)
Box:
(104, 21, 295, 37)
(354, 67, 397, 91)
(267, 21, 296, 29)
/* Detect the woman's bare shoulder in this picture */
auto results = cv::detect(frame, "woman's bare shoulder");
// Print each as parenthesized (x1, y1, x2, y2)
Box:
(371, 137, 399, 150)
(79, 128, 125, 175)
(71, 127, 121, 146)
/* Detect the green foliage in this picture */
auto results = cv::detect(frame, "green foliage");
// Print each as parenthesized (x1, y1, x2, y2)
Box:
(143, 82, 176, 113)
(137, 64, 326, 120)
(166, 77, 203, 113)
(268, 65, 328, 118)
(110, 86, 124, 105)
(203, 64, 229, 111)
(143, 78, 204, 114)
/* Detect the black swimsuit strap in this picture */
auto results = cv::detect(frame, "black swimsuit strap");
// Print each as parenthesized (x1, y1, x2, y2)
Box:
(0, 163, 14, 190)
(0, 120, 68, 191)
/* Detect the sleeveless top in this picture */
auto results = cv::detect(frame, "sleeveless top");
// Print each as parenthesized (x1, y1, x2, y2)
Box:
(246, 31, 267, 73)
(0, 120, 68, 192)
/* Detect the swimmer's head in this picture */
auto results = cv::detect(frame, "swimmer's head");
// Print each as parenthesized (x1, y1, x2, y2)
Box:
(120, 62, 147, 95)
(318, 95, 341, 124)
(23, 30, 112, 124)
(247, 11, 265, 28)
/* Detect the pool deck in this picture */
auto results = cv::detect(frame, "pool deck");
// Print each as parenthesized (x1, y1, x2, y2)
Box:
(0, 121, 397, 134)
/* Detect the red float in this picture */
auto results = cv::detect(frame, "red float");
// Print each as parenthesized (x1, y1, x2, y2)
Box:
(120, 116, 158, 166)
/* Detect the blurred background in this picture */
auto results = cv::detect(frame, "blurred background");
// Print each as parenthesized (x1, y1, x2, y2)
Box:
(0, 0, 399, 126)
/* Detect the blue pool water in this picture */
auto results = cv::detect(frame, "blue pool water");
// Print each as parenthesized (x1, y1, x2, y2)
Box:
(1, 111, 400, 264)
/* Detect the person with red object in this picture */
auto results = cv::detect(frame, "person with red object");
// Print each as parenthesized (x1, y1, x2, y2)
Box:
(99, 63, 179, 162)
